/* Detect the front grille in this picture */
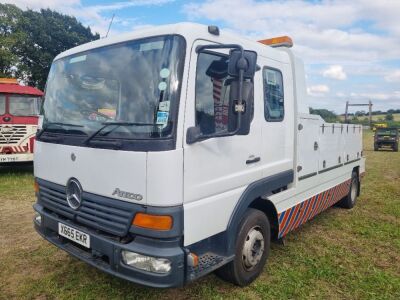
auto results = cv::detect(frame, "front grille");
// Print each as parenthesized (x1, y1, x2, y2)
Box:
(37, 179, 137, 237)
(0, 125, 27, 144)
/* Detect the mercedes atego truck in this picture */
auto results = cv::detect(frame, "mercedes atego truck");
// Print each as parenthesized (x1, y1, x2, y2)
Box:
(33, 23, 365, 287)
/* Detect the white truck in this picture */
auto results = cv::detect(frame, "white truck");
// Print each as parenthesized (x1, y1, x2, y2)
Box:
(33, 23, 365, 287)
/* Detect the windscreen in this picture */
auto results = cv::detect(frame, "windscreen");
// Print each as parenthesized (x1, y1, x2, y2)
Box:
(377, 129, 397, 135)
(9, 95, 41, 116)
(0, 96, 5, 115)
(42, 35, 185, 139)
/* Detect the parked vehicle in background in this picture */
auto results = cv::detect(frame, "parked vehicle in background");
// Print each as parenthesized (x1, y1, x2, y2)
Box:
(33, 23, 365, 288)
(0, 78, 43, 163)
(374, 127, 399, 151)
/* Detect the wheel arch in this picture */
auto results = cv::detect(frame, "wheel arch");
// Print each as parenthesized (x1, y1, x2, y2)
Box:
(225, 170, 293, 254)
(248, 197, 280, 240)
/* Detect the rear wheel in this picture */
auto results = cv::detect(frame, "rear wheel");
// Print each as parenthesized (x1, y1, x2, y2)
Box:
(215, 208, 270, 286)
(338, 171, 359, 209)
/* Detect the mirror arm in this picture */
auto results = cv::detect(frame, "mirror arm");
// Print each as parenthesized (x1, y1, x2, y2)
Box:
(195, 44, 243, 54)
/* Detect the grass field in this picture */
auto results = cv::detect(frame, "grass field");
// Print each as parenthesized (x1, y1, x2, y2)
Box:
(0, 131, 399, 299)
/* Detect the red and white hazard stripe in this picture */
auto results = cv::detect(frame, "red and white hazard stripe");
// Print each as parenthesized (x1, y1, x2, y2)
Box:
(11, 145, 29, 153)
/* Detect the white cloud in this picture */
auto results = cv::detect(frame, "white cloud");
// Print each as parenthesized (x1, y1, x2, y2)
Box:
(323, 65, 347, 80)
(307, 85, 330, 97)
(183, 0, 400, 64)
(384, 70, 400, 83)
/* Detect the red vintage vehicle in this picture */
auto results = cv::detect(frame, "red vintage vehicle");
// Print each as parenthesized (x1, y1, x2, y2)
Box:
(0, 78, 43, 163)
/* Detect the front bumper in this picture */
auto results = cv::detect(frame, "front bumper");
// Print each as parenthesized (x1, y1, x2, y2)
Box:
(0, 153, 33, 163)
(376, 139, 397, 145)
(34, 203, 185, 288)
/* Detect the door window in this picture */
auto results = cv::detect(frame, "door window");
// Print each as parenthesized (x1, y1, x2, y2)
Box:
(195, 52, 231, 135)
(263, 68, 284, 121)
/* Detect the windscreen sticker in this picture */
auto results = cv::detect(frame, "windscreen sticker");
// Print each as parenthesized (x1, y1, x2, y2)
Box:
(69, 55, 87, 64)
(156, 111, 169, 125)
(98, 108, 116, 119)
(160, 68, 170, 78)
(140, 41, 164, 51)
(158, 101, 170, 112)
(266, 70, 277, 85)
(158, 81, 167, 91)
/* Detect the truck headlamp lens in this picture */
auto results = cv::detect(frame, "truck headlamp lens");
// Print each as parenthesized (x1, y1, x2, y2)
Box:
(121, 250, 171, 274)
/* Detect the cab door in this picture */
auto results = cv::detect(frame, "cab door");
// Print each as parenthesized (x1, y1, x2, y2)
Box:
(258, 58, 294, 179)
(182, 41, 264, 246)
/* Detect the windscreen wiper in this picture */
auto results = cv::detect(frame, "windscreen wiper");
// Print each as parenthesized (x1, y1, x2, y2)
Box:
(36, 122, 85, 139)
(83, 121, 160, 145)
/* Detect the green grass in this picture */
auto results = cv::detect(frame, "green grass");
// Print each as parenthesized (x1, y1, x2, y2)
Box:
(0, 131, 399, 299)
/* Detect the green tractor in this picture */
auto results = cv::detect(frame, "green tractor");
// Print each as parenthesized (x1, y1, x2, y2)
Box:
(374, 127, 399, 152)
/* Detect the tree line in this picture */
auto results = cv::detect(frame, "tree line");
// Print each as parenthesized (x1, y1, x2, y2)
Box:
(0, 4, 99, 90)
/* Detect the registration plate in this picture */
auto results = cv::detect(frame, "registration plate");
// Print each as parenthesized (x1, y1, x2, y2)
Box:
(0, 156, 19, 163)
(58, 223, 90, 248)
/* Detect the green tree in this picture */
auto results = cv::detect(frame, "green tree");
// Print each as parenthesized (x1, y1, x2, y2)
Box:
(385, 113, 394, 121)
(309, 107, 339, 123)
(0, 4, 24, 78)
(0, 4, 99, 89)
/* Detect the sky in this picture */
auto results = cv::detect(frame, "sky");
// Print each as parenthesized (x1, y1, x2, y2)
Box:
(3, 0, 400, 113)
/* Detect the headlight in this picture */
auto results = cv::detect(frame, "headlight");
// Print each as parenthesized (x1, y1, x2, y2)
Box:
(34, 212, 42, 225)
(121, 250, 171, 274)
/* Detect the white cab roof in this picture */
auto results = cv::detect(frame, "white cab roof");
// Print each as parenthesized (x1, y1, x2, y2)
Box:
(54, 22, 290, 64)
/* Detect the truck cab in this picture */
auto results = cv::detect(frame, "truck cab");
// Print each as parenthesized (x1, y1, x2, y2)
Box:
(33, 23, 365, 287)
(0, 78, 43, 163)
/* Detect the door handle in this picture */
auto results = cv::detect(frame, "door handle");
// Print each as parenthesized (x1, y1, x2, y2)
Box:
(246, 156, 261, 164)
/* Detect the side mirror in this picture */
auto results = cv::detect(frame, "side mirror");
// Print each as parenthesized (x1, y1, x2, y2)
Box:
(186, 126, 202, 144)
(228, 80, 254, 135)
(228, 50, 258, 79)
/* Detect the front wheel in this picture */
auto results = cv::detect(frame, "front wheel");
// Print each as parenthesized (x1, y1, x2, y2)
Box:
(215, 209, 270, 286)
(338, 171, 359, 209)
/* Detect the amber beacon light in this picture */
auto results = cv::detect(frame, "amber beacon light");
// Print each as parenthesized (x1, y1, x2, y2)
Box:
(258, 36, 293, 48)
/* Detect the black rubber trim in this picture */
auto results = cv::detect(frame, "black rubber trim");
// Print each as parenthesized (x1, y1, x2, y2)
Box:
(226, 170, 293, 253)
(318, 164, 343, 174)
(344, 158, 361, 165)
(37, 133, 177, 152)
(34, 203, 185, 288)
(298, 172, 317, 181)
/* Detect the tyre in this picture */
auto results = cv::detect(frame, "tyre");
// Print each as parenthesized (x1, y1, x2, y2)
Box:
(338, 171, 359, 209)
(394, 143, 398, 152)
(374, 143, 378, 151)
(215, 208, 270, 286)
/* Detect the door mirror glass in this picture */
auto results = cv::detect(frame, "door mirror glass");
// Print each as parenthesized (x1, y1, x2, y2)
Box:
(228, 50, 258, 79)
